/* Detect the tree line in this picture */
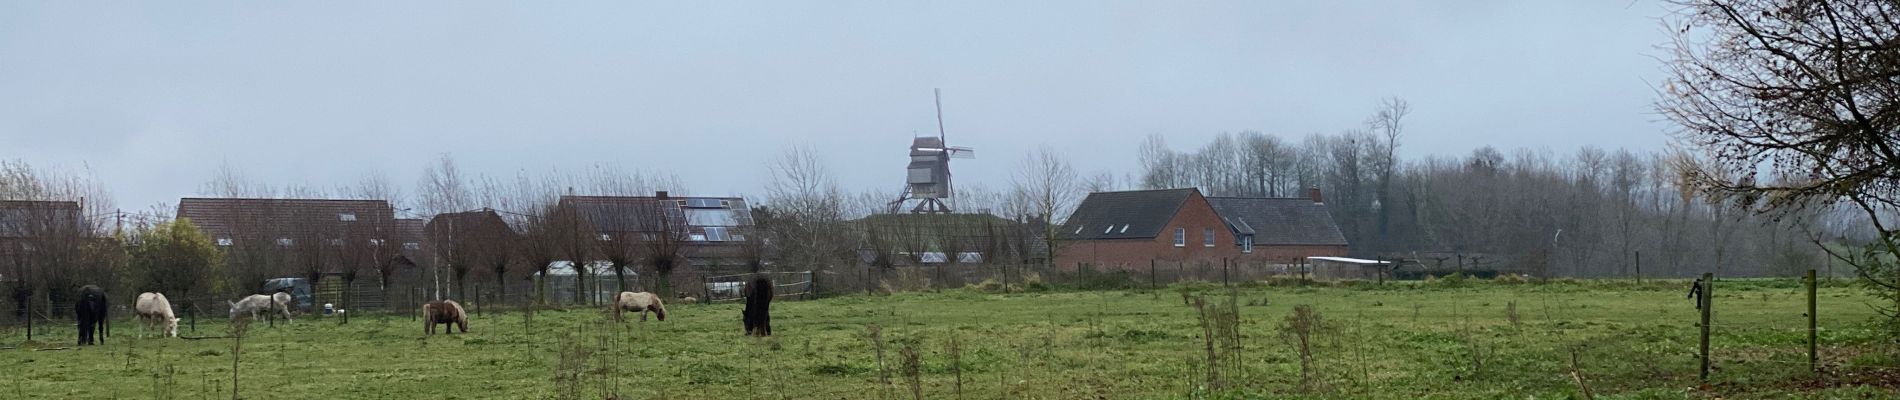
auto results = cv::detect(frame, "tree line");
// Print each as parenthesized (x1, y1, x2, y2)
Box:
(1134, 99, 1846, 278)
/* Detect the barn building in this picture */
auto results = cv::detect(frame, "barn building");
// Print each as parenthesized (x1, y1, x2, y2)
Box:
(1054, 188, 1347, 270)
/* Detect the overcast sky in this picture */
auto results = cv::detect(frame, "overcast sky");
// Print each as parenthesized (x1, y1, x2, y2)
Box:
(1, 1, 1676, 211)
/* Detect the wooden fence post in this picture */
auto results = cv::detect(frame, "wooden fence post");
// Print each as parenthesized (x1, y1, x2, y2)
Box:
(1699, 272, 1713, 383)
(1634, 251, 1642, 285)
(1376, 256, 1384, 285)
(1150, 259, 1158, 292)
(1222, 257, 1230, 287)
(1808, 268, 1817, 372)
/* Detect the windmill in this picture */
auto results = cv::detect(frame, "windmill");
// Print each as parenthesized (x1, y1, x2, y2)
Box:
(890, 89, 975, 214)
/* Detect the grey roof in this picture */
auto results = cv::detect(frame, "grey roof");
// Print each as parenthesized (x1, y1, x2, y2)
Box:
(176, 198, 395, 242)
(558, 195, 753, 233)
(0, 200, 84, 238)
(1206, 197, 1348, 246)
(1059, 189, 1196, 240)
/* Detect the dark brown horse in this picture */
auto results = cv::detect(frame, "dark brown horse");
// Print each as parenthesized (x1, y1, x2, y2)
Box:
(742, 278, 772, 336)
(423, 300, 467, 335)
(76, 285, 108, 345)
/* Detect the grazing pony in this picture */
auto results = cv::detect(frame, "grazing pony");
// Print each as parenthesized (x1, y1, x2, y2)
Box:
(76, 285, 109, 345)
(423, 300, 467, 335)
(742, 277, 773, 336)
(135, 292, 180, 338)
(228, 294, 292, 323)
(272, 292, 292, 312)
(613, 292, 666, 322)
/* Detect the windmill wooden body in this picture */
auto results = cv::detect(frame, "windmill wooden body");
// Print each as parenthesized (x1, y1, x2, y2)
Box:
(890, 89, 974, 214)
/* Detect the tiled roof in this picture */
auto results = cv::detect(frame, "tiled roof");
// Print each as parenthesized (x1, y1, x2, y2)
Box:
(1206, 197, 1348, 246)
(558, 195, 753, 234)
(424, 210, 514, 243)
(0, 200, 84, 238)
(1058, 189, 1197, 240)
(175, 198, 395, 242)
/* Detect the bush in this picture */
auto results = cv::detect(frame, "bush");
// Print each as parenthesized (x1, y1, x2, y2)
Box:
(1331, 279, 1371, 288)
(1071, 266, 1140, 290)
(1265, 276, 1310, 287)
(966, 278, 1007, 293)
(1022, 273, 1049, 292)
(1492, 274, 1528, 285)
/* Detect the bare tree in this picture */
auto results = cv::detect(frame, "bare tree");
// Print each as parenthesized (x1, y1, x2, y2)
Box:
(764, 144, 849, 276)
(1658, 0, 1900, 324)
(0, 160, 110, 328)
(1010, 145, 1080, 267)
(200, 161, 277, 199)
(1082, 170, 1119, 193)
(417, 154, 473, 218)
(1139, 134, 1181, 190)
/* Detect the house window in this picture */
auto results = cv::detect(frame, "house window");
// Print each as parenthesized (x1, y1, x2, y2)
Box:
(705, 227, 730, 241)
(1074, 226, 1084, 235)
(1203, 228, 1215, 247)
(403, 242, 421, 251)
(338, 213, 356, 222)
(369, 239, 385, 246)
(599, 234, 613, 241)
(1119, 224, 1130, 233)
(1241, 235, 1254, 254)
(1173, 228, 1185, 247)
(216, 238, 233, 247)
(1103, 225, 1114, 234)
(276, 238, 293, 247)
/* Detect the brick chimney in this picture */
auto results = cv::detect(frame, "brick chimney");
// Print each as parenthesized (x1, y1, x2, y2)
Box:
(1307, 187, 1324, 204)
(655, 191, 670, 200)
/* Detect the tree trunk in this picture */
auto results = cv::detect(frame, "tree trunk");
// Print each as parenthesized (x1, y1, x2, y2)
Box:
(535, 271, 547, 307)
(656, 271, 672, 302)
(496, 275, 508, 312)
(455, 272, 467, 304)
(572, 268, 588, 305)
(379, 273, 392, 316)
(340, 278, 352, 324)
(614, 263, 628, 294)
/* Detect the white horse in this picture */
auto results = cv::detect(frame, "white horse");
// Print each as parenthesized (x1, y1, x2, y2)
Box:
(134, 292, 180, 338)
(228, 294, 292, 323)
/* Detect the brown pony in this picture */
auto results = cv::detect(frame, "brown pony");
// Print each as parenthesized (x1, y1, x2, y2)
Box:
(422, 300, 467, 335)
(613, 292, 666, 322)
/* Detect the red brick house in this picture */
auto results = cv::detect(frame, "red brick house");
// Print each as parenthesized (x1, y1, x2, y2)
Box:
(1055, 188, 1347, 270)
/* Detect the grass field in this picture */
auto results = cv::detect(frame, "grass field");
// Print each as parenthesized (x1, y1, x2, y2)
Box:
(2, 278, 1897, 399)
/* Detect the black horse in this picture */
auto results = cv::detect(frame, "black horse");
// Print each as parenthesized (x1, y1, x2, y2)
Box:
(76, 285, 108, 346)
(742, 277, 773, 336)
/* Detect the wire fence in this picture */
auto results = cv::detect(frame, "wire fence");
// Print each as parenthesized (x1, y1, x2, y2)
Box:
(701, 271, 814, 303)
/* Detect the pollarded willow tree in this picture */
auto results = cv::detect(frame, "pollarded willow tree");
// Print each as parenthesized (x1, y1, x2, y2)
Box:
(1659, 0, 1900, 329)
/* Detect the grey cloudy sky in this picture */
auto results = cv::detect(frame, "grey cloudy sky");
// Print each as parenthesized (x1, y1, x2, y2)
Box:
(1, 1, 1674, 210)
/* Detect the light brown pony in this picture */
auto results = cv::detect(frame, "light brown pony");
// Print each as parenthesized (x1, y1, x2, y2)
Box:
(613, 292, 666, 322)
(422, 300, 467, 335)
